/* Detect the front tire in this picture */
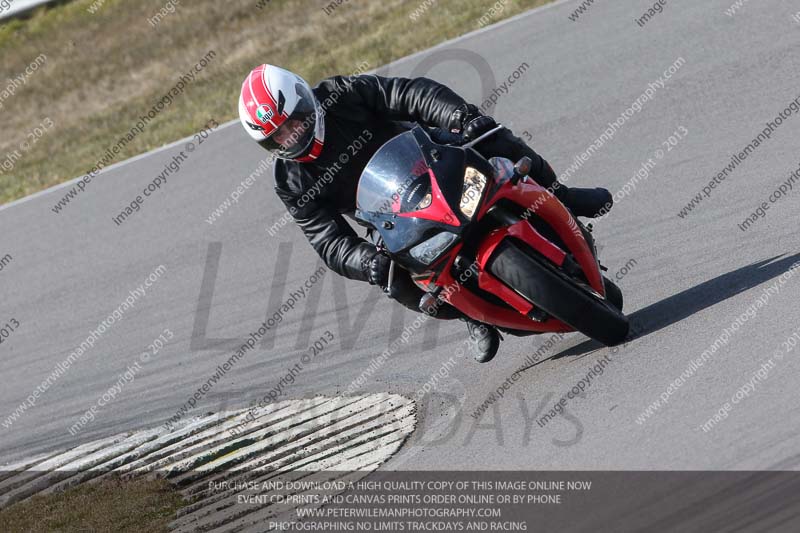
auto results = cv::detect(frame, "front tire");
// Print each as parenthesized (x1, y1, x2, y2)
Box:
(488, 240, 629, 346)
(603, 276, 624, 311)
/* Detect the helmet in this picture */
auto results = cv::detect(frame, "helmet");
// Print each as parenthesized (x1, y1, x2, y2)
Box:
(238, 64, 325, 162)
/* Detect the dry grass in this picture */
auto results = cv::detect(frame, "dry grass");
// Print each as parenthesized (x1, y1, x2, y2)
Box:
(0, 476, 185, 532)
(0, 0, 552, 204)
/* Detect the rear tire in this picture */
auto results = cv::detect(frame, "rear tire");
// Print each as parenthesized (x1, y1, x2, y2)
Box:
(488, 241, 629, 346)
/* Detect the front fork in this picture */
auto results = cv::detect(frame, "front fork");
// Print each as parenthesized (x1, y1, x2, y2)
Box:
(375, 241, 398, 299)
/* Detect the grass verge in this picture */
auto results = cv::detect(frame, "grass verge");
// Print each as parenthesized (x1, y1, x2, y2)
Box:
(0, 476, 185, 532)
(0, 0, 553, 205)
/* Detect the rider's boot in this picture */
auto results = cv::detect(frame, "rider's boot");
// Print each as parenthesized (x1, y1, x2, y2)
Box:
(462, 318, 501, 363)
(556, 186, 613, 218)
(417, 295, 500, 362)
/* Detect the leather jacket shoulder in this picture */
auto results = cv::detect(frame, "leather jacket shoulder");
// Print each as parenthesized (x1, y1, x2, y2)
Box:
(272, 75, 470, 283)
(315, 74, 467, 129)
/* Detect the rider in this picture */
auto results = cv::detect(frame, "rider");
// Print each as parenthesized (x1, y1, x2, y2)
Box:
(238, 64, 612, 363)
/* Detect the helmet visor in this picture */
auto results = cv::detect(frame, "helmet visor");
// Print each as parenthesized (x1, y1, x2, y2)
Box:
(257, 82, 317, 159)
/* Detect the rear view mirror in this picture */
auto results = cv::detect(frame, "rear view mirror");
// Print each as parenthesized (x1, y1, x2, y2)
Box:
(511, 157, 532, 184)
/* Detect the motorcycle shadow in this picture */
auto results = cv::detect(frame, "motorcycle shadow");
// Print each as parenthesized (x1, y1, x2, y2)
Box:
(516, 252, 800, 371)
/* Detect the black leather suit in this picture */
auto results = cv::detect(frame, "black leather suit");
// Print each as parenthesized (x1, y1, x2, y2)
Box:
(273, 75, 559, 316)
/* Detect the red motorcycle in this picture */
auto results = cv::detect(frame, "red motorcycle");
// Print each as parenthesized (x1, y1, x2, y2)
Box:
(355, 126, 629, 346)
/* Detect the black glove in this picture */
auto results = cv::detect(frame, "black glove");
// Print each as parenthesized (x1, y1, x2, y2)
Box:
(448, 103, 483, 134)
(463, 115, 499, 143)
(366, 252, 391, 287)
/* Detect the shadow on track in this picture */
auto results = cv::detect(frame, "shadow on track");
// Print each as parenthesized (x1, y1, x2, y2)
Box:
(516, 253, 800, 371)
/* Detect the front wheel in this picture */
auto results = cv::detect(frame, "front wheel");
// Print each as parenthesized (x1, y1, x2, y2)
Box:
(603, 276, 624, 311)
(488, 240, 629, 346)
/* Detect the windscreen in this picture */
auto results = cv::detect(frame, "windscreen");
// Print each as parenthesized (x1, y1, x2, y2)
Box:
(357, 131, 432, 215)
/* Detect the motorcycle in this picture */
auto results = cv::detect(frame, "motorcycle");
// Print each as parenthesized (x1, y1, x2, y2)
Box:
(354, 125, 629, 346)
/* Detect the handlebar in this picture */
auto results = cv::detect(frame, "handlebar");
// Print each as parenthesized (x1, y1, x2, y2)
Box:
(424, 123, 505, 149)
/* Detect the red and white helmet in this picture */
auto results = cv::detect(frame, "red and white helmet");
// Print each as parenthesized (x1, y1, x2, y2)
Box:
(238, 64, 325, 162)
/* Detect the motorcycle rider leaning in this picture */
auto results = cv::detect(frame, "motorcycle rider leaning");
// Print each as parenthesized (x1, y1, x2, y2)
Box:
(238, 64, 612, 363)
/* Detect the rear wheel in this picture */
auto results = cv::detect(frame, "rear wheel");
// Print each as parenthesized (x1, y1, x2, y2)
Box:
(488, 240, 629, 346)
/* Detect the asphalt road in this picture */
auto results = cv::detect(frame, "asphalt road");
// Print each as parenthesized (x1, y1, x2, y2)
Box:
(2, 0, 800, 512)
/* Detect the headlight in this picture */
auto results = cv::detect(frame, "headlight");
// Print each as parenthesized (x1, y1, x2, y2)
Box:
(409, 231, 459, 265)
(460, 167, 487, 219)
